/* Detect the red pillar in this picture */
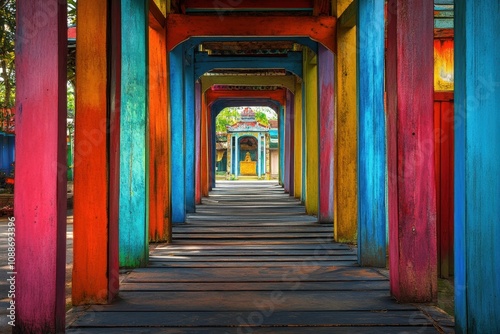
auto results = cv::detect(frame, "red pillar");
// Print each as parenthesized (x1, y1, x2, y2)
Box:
(148, 17, 170, 242)
(14, 1, 67, 331)
(386, 0, 437, 302)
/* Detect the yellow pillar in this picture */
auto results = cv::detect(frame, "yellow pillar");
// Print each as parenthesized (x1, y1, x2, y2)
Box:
(304, 48, 319, 215)
(334, 0, 358, 242)
(294, 81, 303, 199)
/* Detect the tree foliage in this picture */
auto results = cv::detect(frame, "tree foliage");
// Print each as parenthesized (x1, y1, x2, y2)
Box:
(0, 0, 16, 108)
(216, 107, 277, 133)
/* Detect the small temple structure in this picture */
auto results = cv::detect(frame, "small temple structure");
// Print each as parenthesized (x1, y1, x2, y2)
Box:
(225, 108, 270, 179)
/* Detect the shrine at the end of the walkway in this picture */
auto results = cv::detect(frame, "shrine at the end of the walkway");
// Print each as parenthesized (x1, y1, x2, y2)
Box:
(12, 0, 499, 333)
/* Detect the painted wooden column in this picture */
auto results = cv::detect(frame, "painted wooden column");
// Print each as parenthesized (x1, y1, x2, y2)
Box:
(235, 134, 240, 178)
(294, 81, 303, 199)
(285, 91, 295, 195)
(119, 0, 149, 267)
(148, 18, 170, 242)
(455, 1, 500, 332)
(184, 48, 196, 213)
(257, 133, 262, 178)
(73, 0, 120, 305)
(318, 45, 335, 224)
(170, 45, 186, 223)
(226, 134, 232, 179)
(386, 0, 437, 302)
(195, 81, 202, 204)
(14, 1, 67, 331)
(335, 0, 358, 242)
(201, 95, 210, 197)
(265, 133, 271, 179)
(304, 48, 319, 215)
(279, 106, 285, 186)
(357, 0, 386, 267)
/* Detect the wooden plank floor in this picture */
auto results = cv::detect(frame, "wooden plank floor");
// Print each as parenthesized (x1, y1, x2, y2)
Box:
(67, 181, 453, 333)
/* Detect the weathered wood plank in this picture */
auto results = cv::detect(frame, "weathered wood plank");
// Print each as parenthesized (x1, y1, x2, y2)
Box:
(72, 310, 430, 327)
(125, 266, 387, 282)
(67, 327, 440, 334)
(120, 281, 389, 292)
(357, 0, 386, 267)
(15, 1, 67, 331)
(386, 0, 437, 302)
(149, 261, 358, 268)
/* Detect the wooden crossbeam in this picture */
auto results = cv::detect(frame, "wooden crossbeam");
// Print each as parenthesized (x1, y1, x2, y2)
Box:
(339, 0, 357, 28)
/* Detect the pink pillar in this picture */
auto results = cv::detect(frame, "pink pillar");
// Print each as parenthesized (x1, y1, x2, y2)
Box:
(14, 1, 67, 332)
(318, 45, 335, 223)
(386, 0, 437, 302)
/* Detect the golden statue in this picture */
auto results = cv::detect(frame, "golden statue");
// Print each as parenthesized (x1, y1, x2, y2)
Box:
(244, 152, 252, 162)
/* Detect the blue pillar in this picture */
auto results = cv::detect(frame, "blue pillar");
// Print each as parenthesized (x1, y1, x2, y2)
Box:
(170, 46, 186, 223)
(455, 1, 500, 332)
(184, 47, 196, 213)
(119, 0, 149, 267)
(357, 0, 386, 267)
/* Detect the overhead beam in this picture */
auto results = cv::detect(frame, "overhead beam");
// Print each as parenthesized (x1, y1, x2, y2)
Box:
(339, 0, 357, 28)
(149, 0, 166, 28)
(184, 0, 314, 11)
(206, 88, 287, 107)
(166, 14, 336, 52)
(201, 75, 296, 94)
(195, 52, 303, 79)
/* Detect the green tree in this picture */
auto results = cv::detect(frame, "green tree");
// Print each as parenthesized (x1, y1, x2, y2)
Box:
(0, 0, 16, 108)
(255, 110, 269, 126)
(216, 107, 240, 132)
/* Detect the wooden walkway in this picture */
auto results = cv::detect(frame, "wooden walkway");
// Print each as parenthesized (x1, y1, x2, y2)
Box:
(67, 181, 453, 333)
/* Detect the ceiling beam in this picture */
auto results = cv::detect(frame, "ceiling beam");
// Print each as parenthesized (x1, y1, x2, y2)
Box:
(166, 14, 336, 52)
(201, 75, 296, 94)
(339, 0, 357, 28)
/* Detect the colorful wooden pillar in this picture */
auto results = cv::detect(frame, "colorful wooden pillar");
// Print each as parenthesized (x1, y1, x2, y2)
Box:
(318, 45, 335, 223)
(279, 106, 285, 185)
(14, 1, 67, 331)
(304, 48, 319, 215)
(170, 45, 186, 223)
(184, 48, 196, 213)
(455, 1, 500, 332)
(386, 0, 437, 302)
(195, 81, 202, 204)
(294, 81, 303, 200)
(357, 0, 386, 267)
(201, 94, 210, 197)
(119, 0, 149, 267)
(335, 0, 358, 242)
(285, 90, 295, 195)
(148, 10, 170, 242)
(73, 0, 120, 305)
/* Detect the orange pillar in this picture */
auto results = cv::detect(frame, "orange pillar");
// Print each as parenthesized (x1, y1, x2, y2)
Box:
(148, 18, 171, 242)
(73, 0, 119, 305)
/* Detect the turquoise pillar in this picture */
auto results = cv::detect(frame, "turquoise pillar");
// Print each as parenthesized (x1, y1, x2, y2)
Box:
(455, 1, 500, 332)
(170, 46, 186, 223)
(357, 0, 386, 267)
(184, 47, 196, 213)
(119, 0, 149, 267)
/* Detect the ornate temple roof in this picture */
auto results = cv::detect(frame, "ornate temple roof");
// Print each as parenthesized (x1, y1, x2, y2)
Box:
(226, 108, 270, 133)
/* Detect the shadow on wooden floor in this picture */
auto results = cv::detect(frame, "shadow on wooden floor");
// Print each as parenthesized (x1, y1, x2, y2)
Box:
(67, 181, 454, 333)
